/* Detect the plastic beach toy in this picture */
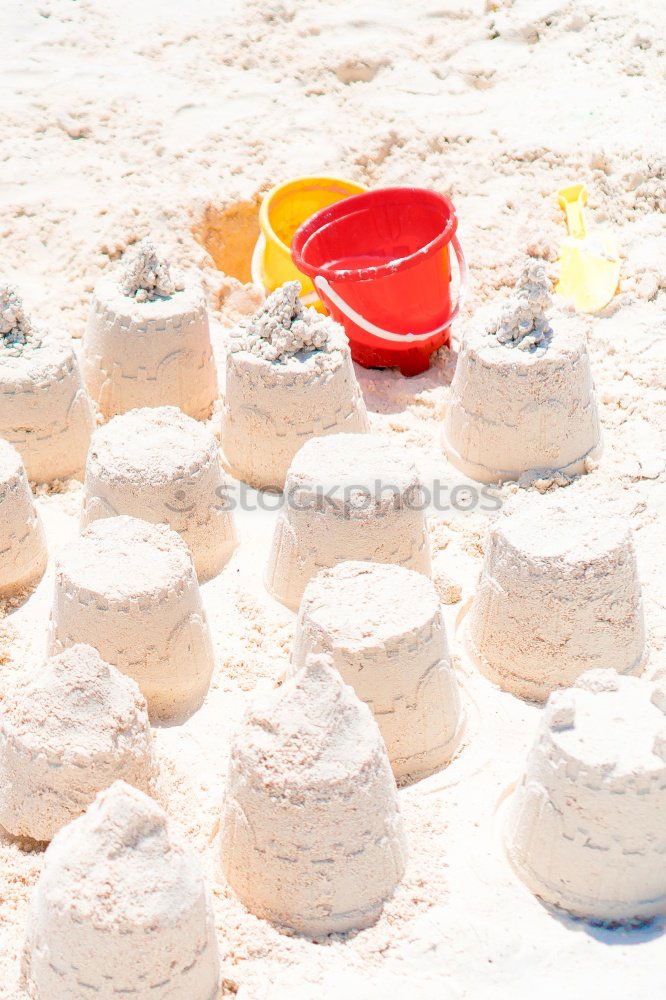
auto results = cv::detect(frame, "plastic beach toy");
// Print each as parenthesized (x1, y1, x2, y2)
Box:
(291, 187, 467, 375)
(251, 176, 366, 310)
(556, 183, 620, 313)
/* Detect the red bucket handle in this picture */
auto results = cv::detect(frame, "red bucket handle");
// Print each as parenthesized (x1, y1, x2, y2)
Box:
(313, 235, 468, 344)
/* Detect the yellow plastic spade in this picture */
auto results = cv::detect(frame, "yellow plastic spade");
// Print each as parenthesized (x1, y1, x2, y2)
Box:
(556, 183, 620, 312)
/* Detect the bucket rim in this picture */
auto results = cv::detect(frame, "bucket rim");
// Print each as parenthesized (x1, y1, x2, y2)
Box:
(292, 186, 458, 284)
(259, 175, 367, 256)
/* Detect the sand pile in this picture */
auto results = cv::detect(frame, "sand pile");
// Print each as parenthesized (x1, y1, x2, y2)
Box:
(48, 516, 215, 723)
(119, 238, 184, 302)
(0, 438, 47, 596)
(22, 781, 220, 999)
(0, 284, 94, 483)
(443, 263, 601, 483)
(221, 655, 407, 935)
(292, 561, 463, 783)
(84, 240, 218, 420)
(221, 282, 369, 490)
(0, 644, 155, 842)
(505, 670, 666, 922)
(266, 432, 432, 610)
(82, 406, 237, 581)
(464, 491, 647, 701)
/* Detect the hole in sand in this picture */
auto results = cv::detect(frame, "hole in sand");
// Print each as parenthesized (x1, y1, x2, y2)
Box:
(192, 199, 260, 283)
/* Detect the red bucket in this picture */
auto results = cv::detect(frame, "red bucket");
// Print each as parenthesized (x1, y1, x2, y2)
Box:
(291, 187, 467, 376)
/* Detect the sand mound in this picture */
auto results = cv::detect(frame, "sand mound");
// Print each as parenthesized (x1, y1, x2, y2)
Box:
(48, 516, 215, 722)
(443, 265, 601, 483)
(292, 561, 463, 782)
(82, 406, 237, 581)
(505, 670, 666, 922)
(464, 491, 647, 701)
(221, 283, 369, 490)
(23, 781, 220, 999)
(266, 433, 432, 610)
(0, 438, 47, 596)
(0, 644, 155, 841)
(221, 655, 407, 934)
(84, 243, 217, 421)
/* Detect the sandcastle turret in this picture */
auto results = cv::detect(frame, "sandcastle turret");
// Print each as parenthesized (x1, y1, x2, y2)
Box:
(266, 432, 432, 610)
(49, 516, 215, 723)
(292, 561, 464, 782)
(221, 282, 369, 490)
(22, 781, 220, 999)
(0, 644, 156, 841)
(220, 655, 407, 934)
(443, 261, 601, 483)
(505, 670, 666, 921)
(0, 283, 94, 483)
(0, 438, 47, 596)
(463, 490, 647, 701)
(82, 406, 237, 581)
(84, 240, 218, 420)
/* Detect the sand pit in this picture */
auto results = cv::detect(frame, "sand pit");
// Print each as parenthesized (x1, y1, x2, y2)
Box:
(505, 670, 666, 922)
(292, 561, 463, 783)
(221, 282, 369, 490)
(221, 656, 406, 934)
(0, 284, 94, 483)
(464, 491, 647, 702)
(83, 241, 218, 421)
(22, 781, 220, 999)
(0, 644, 155, 842)
(0, 439, 47, 597)
(82, 406, 237, 581)
(443, 263, 602, 483)
(48, 516, 215, 723)
(266, 432, 432, 610)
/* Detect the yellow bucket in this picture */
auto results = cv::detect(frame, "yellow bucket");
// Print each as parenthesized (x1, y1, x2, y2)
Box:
(252, 175, 366, 311)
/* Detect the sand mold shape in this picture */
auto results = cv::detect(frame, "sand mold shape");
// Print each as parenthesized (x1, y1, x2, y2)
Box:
(0, 313, 94, 482)
(221, 656, 407, 935)
(82, 406, 237, 581)
(23, 781, 220, 999)
(221, 283, 369, 490)
(266, 433, 432, 610)
(443, 266, 601, 483)
(84, 244, 217, 421)
(464, 491, 647, 702)
(293, 561, 463, 783)
(0, 644, 155, 842)
(48, 516, 215, 723)
(0, 439, 47, 596)
(505, 670, 666, 922)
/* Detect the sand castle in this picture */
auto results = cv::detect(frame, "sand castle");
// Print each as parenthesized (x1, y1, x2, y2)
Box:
(83, 240, 218, 420)
(0, 284, 94, 483)
(0, 439, 47, 596)
(505, 670, 666, 922)
(49, 516, 215, 723)
(443, 263, 601, 483)
(23, 781, 220, 999)
(221, 656, 407, 934)
(464, 491, 647, 702)
(221, 282, 369, 490)
(292, 561, 463, 783)
(82, 406, 237, 581)
(0, 644, 155, 842)
(266, 432, 432, 610)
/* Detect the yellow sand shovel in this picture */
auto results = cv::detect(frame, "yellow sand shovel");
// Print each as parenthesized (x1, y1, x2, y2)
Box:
(556, 183, 620, 312)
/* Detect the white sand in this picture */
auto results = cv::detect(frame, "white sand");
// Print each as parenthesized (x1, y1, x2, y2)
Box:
(0, 0, 665, 997)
